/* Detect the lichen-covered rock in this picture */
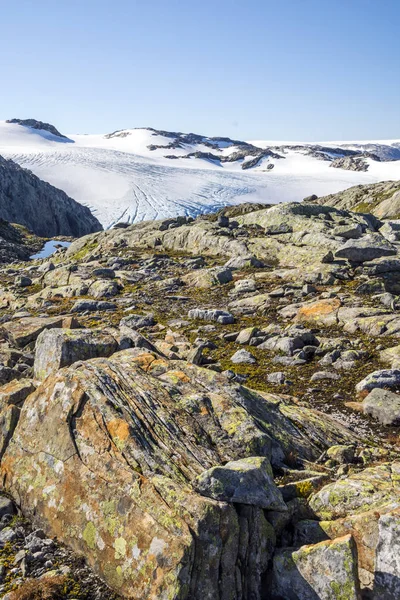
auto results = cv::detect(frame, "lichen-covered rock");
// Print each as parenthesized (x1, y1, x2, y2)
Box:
(0, 316, 74, 348)
(0, 351, 357, 598)
(34, 328, 118, 380)
(295, 298, 342, 326)
(193, 456, 286, 510)
(271, 535, 361, 600)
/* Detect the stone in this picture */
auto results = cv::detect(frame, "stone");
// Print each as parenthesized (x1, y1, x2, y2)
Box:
(310, 371, 340, 382)
(379, 345, 400, 368)
(120, 313, 155, 330)
(356, 369, 400, 393)
(193, 456, 286, 510)
(259, 336, 304, 356)
(0, 379, 36, 407)
(71, 300, 117, 312)
(295, 298, 342, 326)
(267, 372, 286, 384)
(0, 527, 17, 543)
(326, 445, 356, 464)
(332, 223, 363, 239)
(271, 535, 360, 600)
(14, 276, 32, 287)
(232, 278, 257, 294)
(236, 326, 258, 345)
(224, 255, 265, 269)
(0, 497, 16, 519)
(183, 267, 232, 288)
(188, 308, 235, 324)
(363, 388, 400, 425)
(309, 463, 400, 521)
(229, 293, 271, 315)
(374, 510, 400, 600)
(91, 268, 115, 279)
(335, 234, 397, 263)
(89, 279, 121, 298)
(34, 328, 118, 380)
(230, 349, 257, 364)
(0, 316, 71, 348)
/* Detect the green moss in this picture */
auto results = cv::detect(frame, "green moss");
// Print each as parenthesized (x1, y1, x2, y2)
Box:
(82, 521, 97, 550)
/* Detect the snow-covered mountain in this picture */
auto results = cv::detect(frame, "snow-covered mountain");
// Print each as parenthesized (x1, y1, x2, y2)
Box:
(0, 119, 399, 229)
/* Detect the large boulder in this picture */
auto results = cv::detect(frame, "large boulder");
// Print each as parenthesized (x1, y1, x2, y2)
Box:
(34, 328, 118, 380)
(0, 350, 357, 598)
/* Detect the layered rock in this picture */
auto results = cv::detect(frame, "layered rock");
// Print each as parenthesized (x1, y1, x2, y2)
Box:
(0, 350, 357, 598)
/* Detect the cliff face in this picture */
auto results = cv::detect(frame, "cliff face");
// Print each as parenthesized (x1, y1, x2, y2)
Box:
(0, 155, 102, 237)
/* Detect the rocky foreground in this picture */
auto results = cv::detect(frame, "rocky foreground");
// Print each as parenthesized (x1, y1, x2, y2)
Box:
(1, 201, 400, 598)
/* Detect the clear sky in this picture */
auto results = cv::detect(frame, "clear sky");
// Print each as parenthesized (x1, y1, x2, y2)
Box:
(1, 0, 399, 140)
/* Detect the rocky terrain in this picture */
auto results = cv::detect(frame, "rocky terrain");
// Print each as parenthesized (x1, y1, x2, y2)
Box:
(1, 198, 400, 598)
(0, 156, 102, 238)
(309, 180, 400, 220)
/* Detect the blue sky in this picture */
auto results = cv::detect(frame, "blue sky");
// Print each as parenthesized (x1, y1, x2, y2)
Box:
(1, 0, 399, 140)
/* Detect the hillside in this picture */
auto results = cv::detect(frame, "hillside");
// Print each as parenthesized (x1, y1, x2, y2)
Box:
(1, 202, 400, 598)
(0, 119, 399, 228)
(0, 154, 102, 237)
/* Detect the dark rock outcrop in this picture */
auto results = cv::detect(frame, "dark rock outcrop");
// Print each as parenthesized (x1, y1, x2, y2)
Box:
(0, 156, 102, 237)
(6, 118, 70, 140)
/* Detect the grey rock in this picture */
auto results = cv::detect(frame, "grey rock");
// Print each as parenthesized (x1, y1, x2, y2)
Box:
(91, 268, 115, 279)
(335, 234, 397, 263)
(71, 300, 117, 312)
(0, 527, 17, 543)
(188, 308, 235, 324)
(230, 349, 256, 364)
(272, 535, 360, 600)
(310, 371, 340, 382)
(224, 255, 265, 269)
(363, 388, 400, 425)
(374, 511, 400, 600)
(267, 372, 286, 384)
(120, 313, 155, 330)
(15, 276, 32, 287)
(0, 497, 16, 520)
(356, 369, 400, 393)
(193, 456, 286, 510)
(34, 328, 118, 380)
(332, 223, 363, 239)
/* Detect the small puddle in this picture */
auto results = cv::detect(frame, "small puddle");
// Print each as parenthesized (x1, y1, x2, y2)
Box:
(30, 240, 71, 260)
